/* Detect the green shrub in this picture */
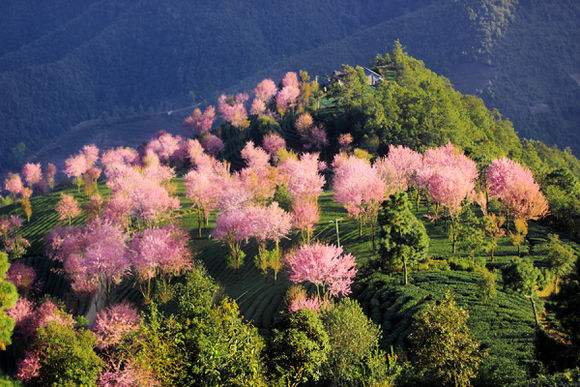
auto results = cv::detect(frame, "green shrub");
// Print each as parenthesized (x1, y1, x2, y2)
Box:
(269, 310, 330, 386)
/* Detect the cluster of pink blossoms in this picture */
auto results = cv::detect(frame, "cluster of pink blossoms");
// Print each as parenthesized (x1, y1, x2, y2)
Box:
(47, 220, 129, 292)
(4, 173, 23, 196)
(64, 144, 100, 179)
(238, 141, 277, 202)
(416, 143, 479, 216)
(374, 145, 423, 196)
(288, 292, 326, 313)
(145, 131, 184, 162)
(261, 133, 286, 157)
(6, 262, 36, 292)
(213, 202, 292, 245)
(286, 243, 357, 297)
(276, 72, 301, 113)
(184, 105, 216, 136)
(22, 163, 43, 188)
(92, 303, 140, 349)
(218, 93, 249, 128)
(201, 134, 224, 156)
(332, 154, 385, 219)
(55, 193, 81, 223)
(486, 157, 548, 220)
(104, 156, 179, 223)
(9, 299, 75, 341)
(128, 226, 192, 281)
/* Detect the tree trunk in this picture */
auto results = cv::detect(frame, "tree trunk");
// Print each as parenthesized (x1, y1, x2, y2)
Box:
(335, 218, 341, 247)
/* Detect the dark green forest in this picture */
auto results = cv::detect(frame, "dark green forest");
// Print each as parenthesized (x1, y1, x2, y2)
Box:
(0, 0, 578, 171)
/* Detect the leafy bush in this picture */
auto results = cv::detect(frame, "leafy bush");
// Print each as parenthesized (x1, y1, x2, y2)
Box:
(321, 298, 396, 385)
(269, 310, 330, 386)
(408, 291, 486, 386)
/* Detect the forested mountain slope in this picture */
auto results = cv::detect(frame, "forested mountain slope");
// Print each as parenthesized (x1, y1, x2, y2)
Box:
(0, 0, 577, 171)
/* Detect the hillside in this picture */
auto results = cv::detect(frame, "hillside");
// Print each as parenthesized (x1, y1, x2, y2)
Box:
(0, 45, 578, 384)
(0, 0, 578, 172)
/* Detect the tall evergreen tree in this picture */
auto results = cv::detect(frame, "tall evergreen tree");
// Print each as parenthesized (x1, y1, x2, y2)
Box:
(377, 192, 429, 284)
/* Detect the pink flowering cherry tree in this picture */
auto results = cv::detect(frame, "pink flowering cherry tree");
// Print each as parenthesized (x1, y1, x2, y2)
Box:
(255, 78, 278, 103)
(415, 143, 479, 252)
(55, 194, 82, 224)
(184, 167, 222, 237)
(286, 243, 357, 301)
(374, 144, 423, 197)
(104, 159, 180, 230)
(279, 153, 325, 243)
(47, 220, 129, 296)
(332, 154, 386, 248)
(212, 207, 253, 270)
(64, 144, 100, 192)
(201, 134, 224, 156)
(22, 163, 43, 189)
(128, 225, 192, 301)
(239, 141, 277, 203)
(245, 202, 292, 279)
(92, 303, 140, 349)
(7, 262, 36, 295)
(261, 133, 286, 159)
(4, 173, 23, 198)
(486, 157, 548, 254)
(184, 105, 216, 136)
(218, 93, 250, 129)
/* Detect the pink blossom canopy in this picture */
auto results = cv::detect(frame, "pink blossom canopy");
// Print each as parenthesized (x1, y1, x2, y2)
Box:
(254, 78, 278, 102)
(201, 134, 224, 156)
(286, 243, 357, 297)
(129, 226, 192, 281)
(332, 154, 386, 218)
(93, 303, 140, 349)
(416, 143, 479, 216)
(7, 262, 36, 291)
(486, 157, 549, 220)
(218, 93, 249, 128)
(4, 173, 23, 195)
(276, 85, 300, 113)
(261, 133, 286, 157)
(55, 194, 82, 222)
(279, 153, 325, 201)
(288, 293, 325, 313)
(185, 105, 216, 136)
(47, 221, 129, 292)
(22, 163, 43, 187)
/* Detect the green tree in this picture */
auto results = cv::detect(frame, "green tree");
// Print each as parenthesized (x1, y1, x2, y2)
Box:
(409, 291, 486, 386)
(34, 322, 103, 386)
(502, 258, 542, 326)
(482, 214, 506, 260)
(174, 264, 219, 319)
(126, 303, 190, 385)
(544, 234, 577, 288)
(456, 207, 485, 261)
(321, 298, 399, 385)
(189, 299, 267, 386)
(269, 310, 330, 387)
(474, 265, 497, 301)
(0, 252, 17, 350)
(377, 192, 429, 285)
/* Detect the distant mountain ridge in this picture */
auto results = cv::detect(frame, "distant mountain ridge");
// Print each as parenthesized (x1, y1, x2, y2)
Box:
(0, 0, 578, 171)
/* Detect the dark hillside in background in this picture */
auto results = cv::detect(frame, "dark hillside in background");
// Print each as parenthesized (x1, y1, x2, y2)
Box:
(0, 0, 578, 171)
